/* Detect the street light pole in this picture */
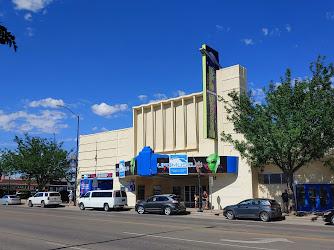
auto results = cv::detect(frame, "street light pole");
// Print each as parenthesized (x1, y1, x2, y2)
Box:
(57, 105, 79, 206)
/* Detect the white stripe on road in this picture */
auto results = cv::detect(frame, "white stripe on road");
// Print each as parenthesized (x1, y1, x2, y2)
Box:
(46, 241, 90, 250)
(220, 238, 293, 244)
(123, 232, 278, 250)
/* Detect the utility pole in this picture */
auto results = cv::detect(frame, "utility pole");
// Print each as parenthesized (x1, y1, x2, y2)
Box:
(57, 105, 79, 206)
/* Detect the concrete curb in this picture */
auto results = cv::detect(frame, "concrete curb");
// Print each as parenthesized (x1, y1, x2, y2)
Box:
(20, 200, 327, 226)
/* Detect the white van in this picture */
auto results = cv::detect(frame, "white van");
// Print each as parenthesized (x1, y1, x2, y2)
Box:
(78, 190, 127, 211)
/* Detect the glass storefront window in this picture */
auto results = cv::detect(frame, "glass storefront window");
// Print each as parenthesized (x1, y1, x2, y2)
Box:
(297, 185, 305, 207)
(138, 185, 145, 200)
(153, 185, 162, 195)
(173, 186, 181, 196)
(309, 187, 317, 208)
(319, 186, 328, 208)
(331, 185, 334, 208)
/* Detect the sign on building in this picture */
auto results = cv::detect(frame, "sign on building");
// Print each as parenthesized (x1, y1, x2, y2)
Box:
(119, 160, 126, 178)
(200, 44, 221, 140)
(169, 154, 188, 175)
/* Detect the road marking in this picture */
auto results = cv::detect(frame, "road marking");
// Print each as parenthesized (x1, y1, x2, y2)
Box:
(46, 242, 89, 250)
(123, 232, 278, 250)
(3, 210, 334, 243)
(220, 238, 293, 244)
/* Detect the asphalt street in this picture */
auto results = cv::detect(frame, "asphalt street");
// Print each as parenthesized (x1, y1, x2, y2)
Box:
(0, 204, 333, 250)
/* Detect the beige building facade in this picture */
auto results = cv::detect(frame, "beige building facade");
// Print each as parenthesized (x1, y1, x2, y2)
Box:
(78, 64, 253, 209)
(77, 63, 334, 211)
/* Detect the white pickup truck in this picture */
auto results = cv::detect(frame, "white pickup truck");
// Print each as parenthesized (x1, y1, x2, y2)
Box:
(27, 192, 62, 208)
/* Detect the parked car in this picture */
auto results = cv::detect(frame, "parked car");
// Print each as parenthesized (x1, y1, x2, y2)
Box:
(223, 198, 282, 222)
(0, 195, 21, 205)
(16, 190, 31, 199)
(135, 194, 186, 215)
(323, 209, 334, 225)
(78, 190, 127, 211)
(27, 192, 62, 208)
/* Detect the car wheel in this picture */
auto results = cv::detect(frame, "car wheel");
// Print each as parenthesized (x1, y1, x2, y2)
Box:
(104, 203, 110, 212)
(28, 200, 33, 207)
(164, 206, 172, 215)
(137, 205, 145, 214)
(260, 211, 270, 222)
(41, 201, 45, 208)
(226, 210, 235, 220)
(331, 215, 334, 225)
(79, 203, 85, 210)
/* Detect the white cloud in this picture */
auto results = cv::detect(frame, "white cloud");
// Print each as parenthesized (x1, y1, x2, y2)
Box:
(326, 11, 334, 20)
(270, 28, 280, 36)
(29, 98, 65, 108)
(0, 12, 4, 17)
(92, 126, 98, 131)
(0, 142, 16, 146)
(262, 28, 268, 36)
(0, 109, 67, 134)
(138, 95, 147, 101)
(173, 90, 186, 97)
(62, 138, 76, 142)
(216, 25, 223, 30)
(24, 13, 32, 21)
(26, 27, 33, 37)
(42, 9, 47, 14)
(330, 77, 334, 88)
(249, 82, 254, 86)
(149, 93, 168, 103)
(12, 0, 53, 12)
(251, 88, 265, 104)
(241, 38, 254, 46)
(101, 127, 108, 132)
(91, 103, 128, 118)
(274, 82, 282, 88)
(216, 25, 230, 32)
(285, 24, 291, 32)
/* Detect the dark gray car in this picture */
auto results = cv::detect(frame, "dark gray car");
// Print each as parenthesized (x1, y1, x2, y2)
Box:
(223, 198, 282, 222)
(135, 194, 186, 215)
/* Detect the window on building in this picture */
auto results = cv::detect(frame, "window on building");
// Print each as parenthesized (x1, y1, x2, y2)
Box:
(258, 173, 287, 184)
(270, 174, 282, 184)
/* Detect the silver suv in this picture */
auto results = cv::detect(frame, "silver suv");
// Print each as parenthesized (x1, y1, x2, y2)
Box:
(28, 192, 62, 208)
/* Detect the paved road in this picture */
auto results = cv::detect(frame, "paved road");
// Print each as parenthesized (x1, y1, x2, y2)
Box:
(0, 205, 333, 250)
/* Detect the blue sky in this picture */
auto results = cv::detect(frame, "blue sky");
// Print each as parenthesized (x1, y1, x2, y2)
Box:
(1, 0, 334, 153)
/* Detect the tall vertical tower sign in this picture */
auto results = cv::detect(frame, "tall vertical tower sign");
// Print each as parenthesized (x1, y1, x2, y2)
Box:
(200, 44, 221, 140)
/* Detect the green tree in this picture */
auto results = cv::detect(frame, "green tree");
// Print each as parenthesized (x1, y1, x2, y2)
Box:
(1, 134, 72, 191)
(220, 56, 334, 211)
(0, 24, 18, 52)
(0, 149, 16, 176)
